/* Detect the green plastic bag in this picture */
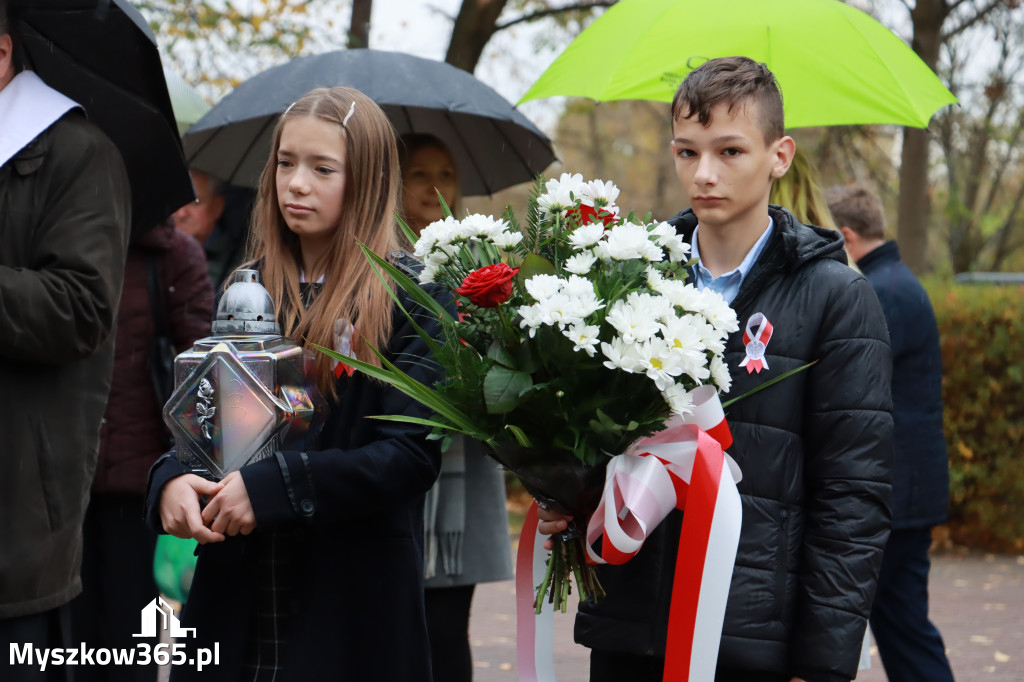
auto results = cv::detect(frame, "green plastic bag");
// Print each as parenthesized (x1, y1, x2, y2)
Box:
(153, 535, 198, 604)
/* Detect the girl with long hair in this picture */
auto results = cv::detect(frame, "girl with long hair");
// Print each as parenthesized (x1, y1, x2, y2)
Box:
(146, 87, 448, 681)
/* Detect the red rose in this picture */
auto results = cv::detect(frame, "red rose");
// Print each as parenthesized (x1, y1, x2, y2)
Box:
(571, 204, 617, 227)
(455, 263, 520, 308)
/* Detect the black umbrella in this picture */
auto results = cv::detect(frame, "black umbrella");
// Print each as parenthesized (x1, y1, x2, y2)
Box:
(184, 49, 556, 196)
(11, 0, 193, 233)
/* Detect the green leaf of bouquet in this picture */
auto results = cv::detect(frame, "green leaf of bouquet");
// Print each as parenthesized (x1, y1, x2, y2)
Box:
(358, 244, 456, 325)
(395, 211, 419, 246)
(504, 424, 533, 448)
(362, 253, 442, 357)
(588, 408, 628, 437)
(721, 360, 819, 409)
(311, 342, 485, 439)
(438, 190, 453, 219)
(368, 414, 474, 436)
(517, 253, 556, 285)
(483, 365, 533, 414)
(486, 340, 516, 368)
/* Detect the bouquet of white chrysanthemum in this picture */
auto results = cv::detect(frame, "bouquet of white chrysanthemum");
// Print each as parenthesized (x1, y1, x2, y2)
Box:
(318, 173, 738, 610)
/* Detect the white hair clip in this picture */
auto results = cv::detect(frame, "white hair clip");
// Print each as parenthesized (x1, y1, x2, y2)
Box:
(342, 101, 356, 127)
(284, 100, 297, 116)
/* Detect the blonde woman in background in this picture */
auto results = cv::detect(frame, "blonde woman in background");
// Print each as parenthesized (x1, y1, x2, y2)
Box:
(400, 133, 514, 682)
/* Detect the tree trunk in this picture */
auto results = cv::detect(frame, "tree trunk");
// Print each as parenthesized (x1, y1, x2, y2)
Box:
(445, 0, 509, 73)
(348, 0, 373, 49)
(897, 0, 949, 274)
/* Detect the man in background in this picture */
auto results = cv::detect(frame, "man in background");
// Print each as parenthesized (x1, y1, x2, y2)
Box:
(826, 183, 954, 682)
(173, 168, 248, 291)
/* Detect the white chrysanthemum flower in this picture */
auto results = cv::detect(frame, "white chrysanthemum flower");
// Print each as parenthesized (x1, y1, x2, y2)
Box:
(461, 213, 508, 239)
(537, 294, 574, 327)
(710, 355, 732, 393)
(581, 179, 620, 211)
(662, 383, 696, 416)
(605, 297, 663, 343)
(690, 315, 727, 355)
(489, 230, 524, 249)
(662, 315, 706, 354)
(636, 338, 686, 391)
(546, 172, 585, 197)
(537, 173, 585, 218)
(568, 223, 606, 250)
(564, 252, 597, 275)
(562, 277, 604, 319)
(563, 322, 600, 357)
(646, 266, 665, 291)
(696, 289, 740, 333)
(524, 274, 563, 301)
(603, 223, 664, 261)
(518, 304, 551, 337)
(627, 291, 675, 324)
(662, 235, 691, 262)
(601, 338, 645, 373)
(562, 274, 595, 300)
(646, 222, 689, 262)
(419, 263, 440, 284)
(414, 216, 460, 258)
(659, 281, 707, 313)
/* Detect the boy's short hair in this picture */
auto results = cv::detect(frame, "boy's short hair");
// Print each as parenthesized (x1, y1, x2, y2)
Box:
(824, 184, 887, 240)
(671, 56, 784, 144)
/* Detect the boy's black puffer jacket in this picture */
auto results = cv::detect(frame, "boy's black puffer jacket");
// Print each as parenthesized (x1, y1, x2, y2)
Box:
(575, 206, 894, 682)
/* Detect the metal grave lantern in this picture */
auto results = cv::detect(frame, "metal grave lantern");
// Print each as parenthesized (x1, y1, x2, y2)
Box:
(163, 269, 327, 479)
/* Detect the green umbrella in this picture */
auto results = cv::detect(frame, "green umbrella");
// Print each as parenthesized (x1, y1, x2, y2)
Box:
(519, 0, 956, 129)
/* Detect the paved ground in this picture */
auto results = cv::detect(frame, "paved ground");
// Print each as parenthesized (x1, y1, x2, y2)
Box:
(469, 550, 1024, 681)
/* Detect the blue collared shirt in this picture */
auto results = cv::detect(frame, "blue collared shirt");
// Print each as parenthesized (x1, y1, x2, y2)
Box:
(692, 218, 774, 304)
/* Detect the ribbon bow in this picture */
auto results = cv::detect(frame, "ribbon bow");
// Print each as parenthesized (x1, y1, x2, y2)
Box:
(516, 386, 743, 682)
(739, 312, 773, 374)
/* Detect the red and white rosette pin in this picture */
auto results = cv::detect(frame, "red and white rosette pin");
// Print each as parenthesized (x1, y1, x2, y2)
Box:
(738, 312, 773, 374)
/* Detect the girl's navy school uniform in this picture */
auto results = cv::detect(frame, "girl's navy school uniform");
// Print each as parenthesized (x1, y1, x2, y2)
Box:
(145, 266, 453, 682)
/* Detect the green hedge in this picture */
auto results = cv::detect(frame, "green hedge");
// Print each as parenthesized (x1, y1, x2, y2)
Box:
(927, 281, 1024, 552)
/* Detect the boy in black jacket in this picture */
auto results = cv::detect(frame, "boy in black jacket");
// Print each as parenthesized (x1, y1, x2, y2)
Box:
(540, 57, 894, 682)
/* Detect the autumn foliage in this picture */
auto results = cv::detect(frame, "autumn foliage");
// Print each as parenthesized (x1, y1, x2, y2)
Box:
(929, 281, 1024, 552)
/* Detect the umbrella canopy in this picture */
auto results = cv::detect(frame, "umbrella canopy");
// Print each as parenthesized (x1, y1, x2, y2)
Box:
(519, 0, 957, 129)
(12, 0, 193, 233)
(184, 49, 555, 196)
(164, 67, 211, 137)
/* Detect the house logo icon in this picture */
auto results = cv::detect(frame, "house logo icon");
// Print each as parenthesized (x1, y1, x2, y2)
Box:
(133, 596, 196, 639)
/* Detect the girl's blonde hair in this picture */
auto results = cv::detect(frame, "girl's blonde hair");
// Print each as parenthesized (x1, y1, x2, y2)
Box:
(246, 87, 400, 397)
(770, 146, 837, 231)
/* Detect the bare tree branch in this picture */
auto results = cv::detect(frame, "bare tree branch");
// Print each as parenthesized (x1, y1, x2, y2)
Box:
(941, 0, 1004, 41)
(494, 1, 617, 33)
(896, 0, 914, 13)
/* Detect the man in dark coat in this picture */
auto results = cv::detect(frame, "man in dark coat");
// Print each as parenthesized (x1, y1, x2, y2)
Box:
(539, 57, 893, 682)
(827, 183, 954, 682)
(71, 218, 214, 682)
(0, 7, 131, 673)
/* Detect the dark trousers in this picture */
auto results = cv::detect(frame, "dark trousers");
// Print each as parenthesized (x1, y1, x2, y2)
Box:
(424, 585, 475, 682)
(1, 603, 73, 682)
(589, 649, 789, 682)
(870, 527, 954, 682)
(70, 494, 159, 682)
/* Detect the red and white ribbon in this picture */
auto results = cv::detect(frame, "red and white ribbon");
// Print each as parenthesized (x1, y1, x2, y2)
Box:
(738, 312, 773, 374)
(515, 385, 742, 681)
